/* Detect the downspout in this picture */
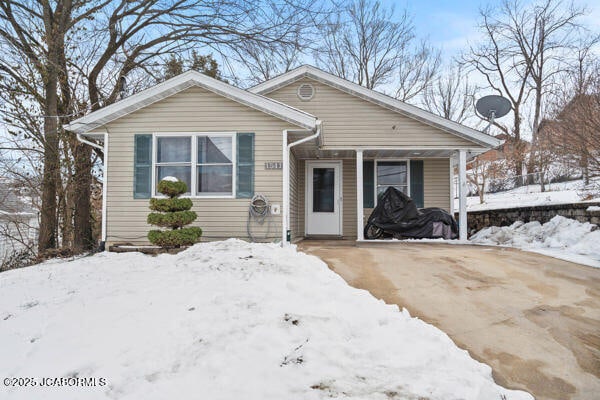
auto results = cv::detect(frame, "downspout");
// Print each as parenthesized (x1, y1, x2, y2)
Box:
(76, 131, 108, 248)
(282, 120, 322, 246)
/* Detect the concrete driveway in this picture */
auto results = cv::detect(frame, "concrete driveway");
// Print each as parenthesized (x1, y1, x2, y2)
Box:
(299, 241, 600, 400)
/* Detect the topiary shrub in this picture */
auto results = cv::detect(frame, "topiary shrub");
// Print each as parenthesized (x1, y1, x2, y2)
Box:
(148, 177, 202, 248)
(149, 197, 193, 212)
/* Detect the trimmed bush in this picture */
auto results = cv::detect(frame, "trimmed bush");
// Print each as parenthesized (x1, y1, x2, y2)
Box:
(148, 227, 203, 247)
(149, 198, 193, 212)
(147, 210, 198, 228)
(157, 180, 188, 198)
(148, 177, 202, 248)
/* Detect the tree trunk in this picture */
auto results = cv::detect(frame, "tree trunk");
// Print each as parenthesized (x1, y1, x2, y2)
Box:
(57, 179, 73, 248)
(38, 74, 59, 253)
(582, 152, 590, 185)
(512, 109, 524, 183)
(526, 84, 543, 185)
(73, 143, 94, 251)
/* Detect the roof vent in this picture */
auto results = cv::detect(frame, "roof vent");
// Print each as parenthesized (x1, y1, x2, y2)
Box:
(297, 83, 315, 101)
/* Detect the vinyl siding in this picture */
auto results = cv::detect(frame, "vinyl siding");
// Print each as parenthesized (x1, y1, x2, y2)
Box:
(362, 158, 451, 225)
(294, 156, 451, 239)
(266, 77, 476, 148)
(93, 86, 295, 245)
(342, 159, 357, 238)
(296, 159, 356, 239)
(293, 158, 449, 239)
(296, 159, 305, 239)
(423, 158, 452, 210)
(289, 151, 301, 241)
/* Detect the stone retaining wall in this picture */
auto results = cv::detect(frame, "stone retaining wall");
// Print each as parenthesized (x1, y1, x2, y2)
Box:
(458, 203, 600, 234)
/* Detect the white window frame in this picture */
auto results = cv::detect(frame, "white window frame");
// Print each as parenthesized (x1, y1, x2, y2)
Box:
(152, 132, 237, 199)
(374, 159, 411, 206)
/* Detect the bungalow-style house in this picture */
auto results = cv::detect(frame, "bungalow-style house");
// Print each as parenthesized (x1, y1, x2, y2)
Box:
(66, 65, 500, 247)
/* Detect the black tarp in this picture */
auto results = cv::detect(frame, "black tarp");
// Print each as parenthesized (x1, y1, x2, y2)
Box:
(365, 187, 458, 239)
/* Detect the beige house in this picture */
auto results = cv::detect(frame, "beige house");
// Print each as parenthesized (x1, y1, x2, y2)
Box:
(66, 65, 499, 247)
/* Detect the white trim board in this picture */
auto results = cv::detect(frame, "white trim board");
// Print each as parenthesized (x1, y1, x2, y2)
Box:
(249, 65, 501, 149)
(65, 70, 318, 134)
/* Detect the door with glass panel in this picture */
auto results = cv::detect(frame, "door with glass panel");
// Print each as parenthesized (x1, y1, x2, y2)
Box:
(306, 161, 342, 236)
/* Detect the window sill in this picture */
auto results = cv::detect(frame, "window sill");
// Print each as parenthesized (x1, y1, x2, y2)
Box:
(151, 195, 236, 200)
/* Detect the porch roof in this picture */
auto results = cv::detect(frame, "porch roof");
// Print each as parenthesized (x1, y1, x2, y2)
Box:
(288, 133, 482, 159)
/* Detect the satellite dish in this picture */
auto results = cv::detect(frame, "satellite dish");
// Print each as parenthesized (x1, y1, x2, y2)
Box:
(475, 95, 511, 133)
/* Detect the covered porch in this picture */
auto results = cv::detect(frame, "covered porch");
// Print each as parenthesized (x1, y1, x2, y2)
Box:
(283, 133, 471, 243)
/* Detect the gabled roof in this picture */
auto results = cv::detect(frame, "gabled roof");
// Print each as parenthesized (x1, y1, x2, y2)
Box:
(249, 65, 501, 148)
(66, 70, 318, 134)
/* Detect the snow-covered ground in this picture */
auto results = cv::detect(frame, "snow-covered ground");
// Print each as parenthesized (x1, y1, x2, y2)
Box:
(471, 216, 600, 268)
(0, 240, 531, 400)
(457, 177, 600, 211)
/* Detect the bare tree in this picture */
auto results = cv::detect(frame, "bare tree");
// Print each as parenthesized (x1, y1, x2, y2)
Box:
(464, 0, 590, 181)
(548, 79, 600, 186)
(463, 3, 532, 178)
(423, 64, 476, 124)
(395, 41, 440, 102)
(315, 0, 437, 95)
(515, 0, 587, 180)
(0, 1, 75, 252)
(467, 158, 507, 204)
(232, 42, 304, 85)
(2, 0, 322, 255)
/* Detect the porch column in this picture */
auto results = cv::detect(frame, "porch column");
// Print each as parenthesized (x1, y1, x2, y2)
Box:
(458, 149, 467, 241)
(356, 150, 364, 241)
(449, 156, 455, 214)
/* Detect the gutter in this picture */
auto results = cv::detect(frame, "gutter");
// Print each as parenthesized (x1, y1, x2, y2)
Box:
(76, 133, 104, 150)
(282, 120, 322, 246)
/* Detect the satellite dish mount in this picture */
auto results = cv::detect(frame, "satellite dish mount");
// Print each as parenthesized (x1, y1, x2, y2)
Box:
(475, 95, 511, 134)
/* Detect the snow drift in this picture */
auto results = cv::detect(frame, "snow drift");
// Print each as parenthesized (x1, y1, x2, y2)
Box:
(0, 240, 531, 400)
(471, 216, 600, 268)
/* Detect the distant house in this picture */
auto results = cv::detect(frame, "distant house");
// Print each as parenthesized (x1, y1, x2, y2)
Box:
(66, 65, 500, 246)
(538, 93, 600, 180)
(468, 134, 530, 168)
(0, 180, 38, 260)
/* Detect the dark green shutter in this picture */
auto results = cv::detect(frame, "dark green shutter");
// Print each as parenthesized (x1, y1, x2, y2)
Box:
(134, 134, 152, 199)
(410, 160, 424, 208)
(363, 160, 374, 208)
(236, 133, 254, 198)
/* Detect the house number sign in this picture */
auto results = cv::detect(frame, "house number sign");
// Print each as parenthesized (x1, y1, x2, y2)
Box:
(265, 162, 283, 170)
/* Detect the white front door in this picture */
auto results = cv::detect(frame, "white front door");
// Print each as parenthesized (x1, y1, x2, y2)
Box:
(306, 161, 342, 236)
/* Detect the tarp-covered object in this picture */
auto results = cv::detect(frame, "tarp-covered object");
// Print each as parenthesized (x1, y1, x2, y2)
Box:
(365, 187, 458, 239)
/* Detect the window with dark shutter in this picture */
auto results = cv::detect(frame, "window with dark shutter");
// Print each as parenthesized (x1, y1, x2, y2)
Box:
(134, 134, 152, 199)
(410, 160, 424, 208)
(363, 160, 374, 208)
(236, 133, 254, 198)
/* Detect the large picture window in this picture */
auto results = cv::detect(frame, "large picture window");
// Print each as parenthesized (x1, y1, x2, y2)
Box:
(154, 133, 235, 197)
(376, 160, 409, 199)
